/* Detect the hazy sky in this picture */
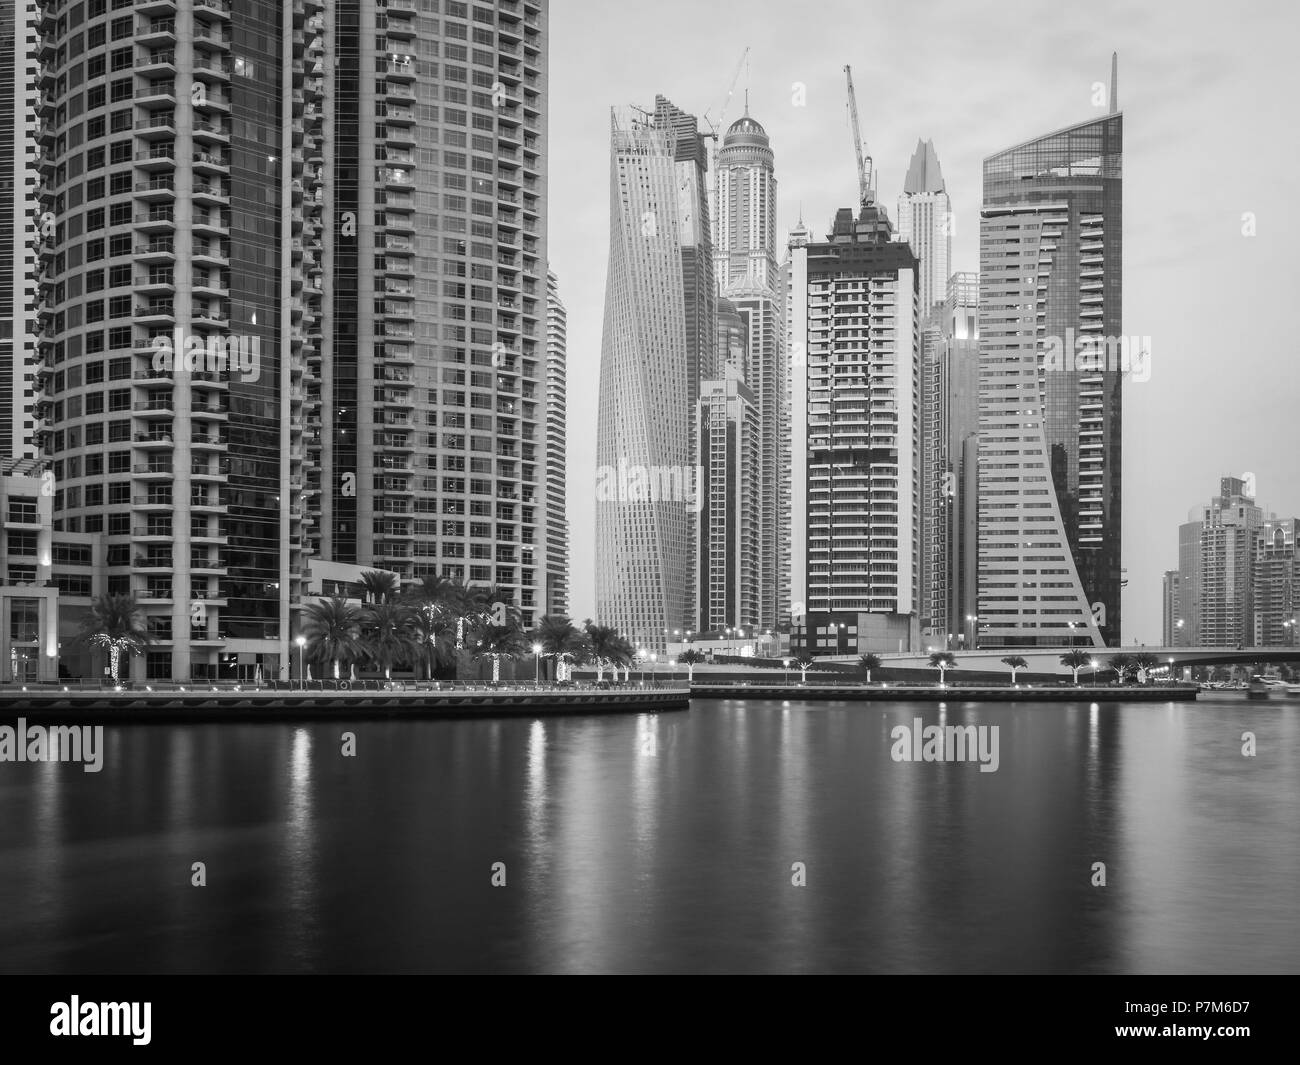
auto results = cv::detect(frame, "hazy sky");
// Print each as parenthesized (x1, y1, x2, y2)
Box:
(548, 0, 1300, 643)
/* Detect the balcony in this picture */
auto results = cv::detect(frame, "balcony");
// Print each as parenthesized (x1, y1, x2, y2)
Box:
(136, 51, 177, 73)
(135, 113, 179, 141)
(135, 145, 177, 170)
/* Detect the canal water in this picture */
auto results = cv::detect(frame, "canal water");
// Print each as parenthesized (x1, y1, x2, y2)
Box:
(1, 696, 1296, 973)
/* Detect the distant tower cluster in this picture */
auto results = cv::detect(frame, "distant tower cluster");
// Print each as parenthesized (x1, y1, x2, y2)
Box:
(1168, 476, 1300, 649)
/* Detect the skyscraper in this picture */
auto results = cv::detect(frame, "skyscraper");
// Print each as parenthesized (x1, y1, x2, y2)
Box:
(35, 0, 321, 680)
(31, 0, 550, 680)
(713, 108, 788, 636)
(788, 204, 921, 654)
(545, 267, 568, 618)
(313, 0, 549, 630)
(697, 298, 759, 633)
(922, 272, 979, 646)
(1190, 477, 1264, 647)
(4, 0, 37, 460)
(896, 138, 951, 319)
(1162, 569, 1183, 647)
(1253, 518, 1299, 647)
(977, 105, 1123, 648)
(596, 98, 711, 652)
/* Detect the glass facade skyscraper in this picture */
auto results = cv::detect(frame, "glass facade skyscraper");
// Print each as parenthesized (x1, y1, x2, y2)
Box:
(978, 112, 1123, 648)
(30, 0, 550, 680)
(596, 97, 712, 653)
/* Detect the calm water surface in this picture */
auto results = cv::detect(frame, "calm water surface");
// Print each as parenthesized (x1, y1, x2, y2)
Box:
(1, 696, 1297, 973)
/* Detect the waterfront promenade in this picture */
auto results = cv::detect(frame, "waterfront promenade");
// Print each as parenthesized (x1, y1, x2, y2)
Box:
(0, 681, 691, 721)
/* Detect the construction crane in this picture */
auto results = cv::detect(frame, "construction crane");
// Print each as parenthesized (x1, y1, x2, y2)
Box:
(843, 64, 874, 209)
(704, 46, 750, 251)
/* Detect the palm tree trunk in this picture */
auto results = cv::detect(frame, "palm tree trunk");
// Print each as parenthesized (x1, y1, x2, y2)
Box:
(492, 657, 501, 684)
(110, 644, 121, 683)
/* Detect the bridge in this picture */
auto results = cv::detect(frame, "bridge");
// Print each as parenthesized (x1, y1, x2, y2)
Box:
(823, 646, 1300, 678)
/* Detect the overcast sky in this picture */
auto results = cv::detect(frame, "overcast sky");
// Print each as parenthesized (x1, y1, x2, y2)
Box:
(547, 0, 1300, 643)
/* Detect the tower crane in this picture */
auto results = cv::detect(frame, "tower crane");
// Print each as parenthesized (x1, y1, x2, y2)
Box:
(843, 64, 874, 209)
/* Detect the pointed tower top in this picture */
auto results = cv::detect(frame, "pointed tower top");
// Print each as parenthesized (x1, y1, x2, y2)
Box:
(902, 138, 945, 195)
(1109, 52, 1118, 114)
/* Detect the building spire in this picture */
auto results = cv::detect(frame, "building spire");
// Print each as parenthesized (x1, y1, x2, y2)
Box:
(1109, 52, 1118, 114)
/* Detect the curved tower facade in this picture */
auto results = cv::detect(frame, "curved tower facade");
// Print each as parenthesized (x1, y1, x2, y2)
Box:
(595, 101, 709, 651)
(977, 112, 1123, 648)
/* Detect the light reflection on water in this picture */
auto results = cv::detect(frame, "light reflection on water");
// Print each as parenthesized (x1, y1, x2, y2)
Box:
(0, 698, 1296, 974)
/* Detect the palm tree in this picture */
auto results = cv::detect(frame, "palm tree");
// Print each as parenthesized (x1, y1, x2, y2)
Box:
(473, 622, 528, 684)
(76, 593, 152, 682)
(431, 579, 497, 650)
(303, 597, 364, 680)
(793, 652, 814, 684)
(1132, 652, 1160, 682)
(858, 653, 882, 683)
(360, 601, 419, 680)
(929, 651, 957, 685)
(407, 605, 455, 680)
(584, 621, 629, 682)
(1108, 653, 1135, 683)
(609, 635, 636, 682)
(357, 569, 400, 605)
(402, 576, 456, 679)
(678, 649, 706, 683)
(536, 615, 589, 682)
(1060, 649, 1093, 685)
(1001, 655, 1028, 684)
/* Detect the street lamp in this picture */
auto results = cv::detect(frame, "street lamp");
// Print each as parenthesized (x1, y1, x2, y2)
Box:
(650, 652, 657, 685)
(783, 658, 791, 685)
(295, 635, 306, 690)
(532, 642, 542, 687)
(1090, 658, 1099, 683)
(966, 614, 979, 650)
